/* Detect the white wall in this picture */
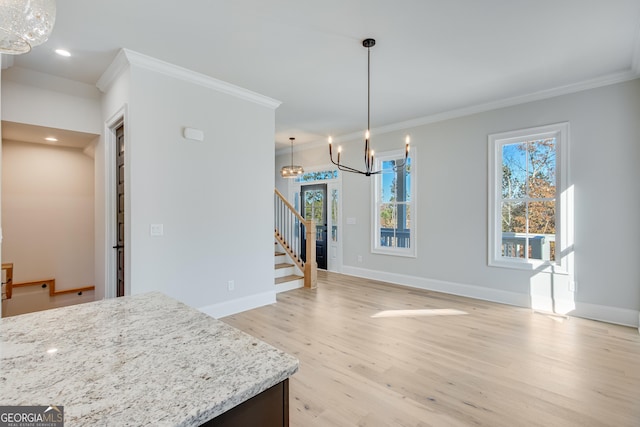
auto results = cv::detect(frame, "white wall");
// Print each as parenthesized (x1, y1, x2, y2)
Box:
(1, 67, 101, 134)
(278, 78, 640, 327)
(1, 140, 95, 288)
(99, 53, 277, 314)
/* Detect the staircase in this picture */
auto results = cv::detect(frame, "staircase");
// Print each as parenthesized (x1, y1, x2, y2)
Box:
(274, 189, 317, 290)
(274, 242, 304, 292)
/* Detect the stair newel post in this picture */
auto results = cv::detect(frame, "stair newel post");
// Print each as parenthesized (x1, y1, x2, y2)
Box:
(304, 219, 317, 289)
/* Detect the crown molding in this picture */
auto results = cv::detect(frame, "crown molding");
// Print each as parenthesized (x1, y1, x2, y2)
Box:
(97, 49, 281, 109)
(294, 69, 640, 153)
(374, 69, 640, 135)
(96, 49, 129, 93)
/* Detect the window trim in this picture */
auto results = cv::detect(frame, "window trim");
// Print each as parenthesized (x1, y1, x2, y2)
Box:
(371, 147, 417, 258)
(488, 122, 569, 272)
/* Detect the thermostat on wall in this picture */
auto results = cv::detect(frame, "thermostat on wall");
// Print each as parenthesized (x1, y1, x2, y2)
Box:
(183, 127, 204, 142)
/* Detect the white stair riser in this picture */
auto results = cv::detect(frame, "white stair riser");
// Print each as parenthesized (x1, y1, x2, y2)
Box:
(275, 279, 304, 293)
(275, 241, 304, 289)
(275, 265, 296, 279)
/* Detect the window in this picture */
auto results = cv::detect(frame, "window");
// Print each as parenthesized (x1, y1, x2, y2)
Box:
(372, 149, 416, 257)
(295, 170, 338, 183)
(488, 123, 569, 270)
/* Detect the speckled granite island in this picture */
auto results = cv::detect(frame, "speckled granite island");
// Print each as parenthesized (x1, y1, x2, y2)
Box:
(0, 292, 298, 426)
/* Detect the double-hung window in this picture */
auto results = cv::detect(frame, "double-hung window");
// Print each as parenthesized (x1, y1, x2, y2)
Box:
(372, 148, 416, 257)
(488, 123, 569, 270)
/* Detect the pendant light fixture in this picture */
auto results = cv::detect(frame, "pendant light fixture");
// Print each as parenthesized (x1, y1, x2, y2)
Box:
(328, 38, 410, 176)
(0, 0, 57, 54)
(281, 137, 304, 178)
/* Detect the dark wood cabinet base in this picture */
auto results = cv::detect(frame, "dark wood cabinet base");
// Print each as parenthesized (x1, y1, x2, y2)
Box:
(202, 379, 289, 426)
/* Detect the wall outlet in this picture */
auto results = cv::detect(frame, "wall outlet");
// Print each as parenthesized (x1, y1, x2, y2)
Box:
(357, 255, 363, 263)
(569, 281, 577, 292)
(227, 280, 235, 292)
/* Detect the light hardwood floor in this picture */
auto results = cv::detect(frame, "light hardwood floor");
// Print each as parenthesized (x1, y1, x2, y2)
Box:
(223, 271, 640, 426)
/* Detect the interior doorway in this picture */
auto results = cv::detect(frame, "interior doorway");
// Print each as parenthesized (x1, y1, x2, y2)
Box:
(1, 121, 98, 315)
(114, 124, 125, 297)
(300, 184, 327, 270)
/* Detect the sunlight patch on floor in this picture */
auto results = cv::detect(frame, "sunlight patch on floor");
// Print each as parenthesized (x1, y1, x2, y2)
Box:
(533, 310, 567, 323)
(371, 308, 468, 318)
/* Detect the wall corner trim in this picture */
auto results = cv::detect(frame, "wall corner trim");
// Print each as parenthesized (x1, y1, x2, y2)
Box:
(632, 22, 640, 75)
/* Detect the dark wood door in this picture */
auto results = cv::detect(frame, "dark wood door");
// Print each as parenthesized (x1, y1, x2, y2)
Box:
(115, 124, 125, 297)
(300, 184, 327, 270)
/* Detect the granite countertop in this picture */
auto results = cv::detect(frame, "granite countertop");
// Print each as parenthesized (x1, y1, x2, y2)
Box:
(0, 292, 298, 426)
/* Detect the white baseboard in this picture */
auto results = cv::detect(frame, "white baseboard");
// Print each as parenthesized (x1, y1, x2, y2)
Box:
(199, 291, 276, 319)
(341, 266, 640, 328)
(342, 266, 530, 307)
(571, 301, 640, 328)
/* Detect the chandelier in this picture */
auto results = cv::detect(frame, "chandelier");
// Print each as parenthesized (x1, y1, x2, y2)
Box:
(281, 137, 304, 178)
(328, 38, 409, 176)
(0, 0, 56, 55)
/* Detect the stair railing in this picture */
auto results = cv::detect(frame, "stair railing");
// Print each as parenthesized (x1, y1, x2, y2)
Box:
(274, 189, 317, 289)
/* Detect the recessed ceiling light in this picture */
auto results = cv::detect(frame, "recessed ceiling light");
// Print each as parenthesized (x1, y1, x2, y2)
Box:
(45, 137, 58, 142)
(55, 49, 71, 57)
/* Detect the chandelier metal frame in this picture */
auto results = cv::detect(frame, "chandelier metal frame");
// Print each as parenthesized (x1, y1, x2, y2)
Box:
(328, 38, 410, 177)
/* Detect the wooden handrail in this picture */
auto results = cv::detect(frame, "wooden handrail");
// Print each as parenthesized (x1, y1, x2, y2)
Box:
(3, 263, 95, 300)
(275, 188, 305, 223)
(274, 189, 317, 289)
(9, 278, 94, 296)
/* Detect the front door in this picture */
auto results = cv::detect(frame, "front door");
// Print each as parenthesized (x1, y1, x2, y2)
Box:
(301, 184, 327, 269)
(114, 124, 125, 297)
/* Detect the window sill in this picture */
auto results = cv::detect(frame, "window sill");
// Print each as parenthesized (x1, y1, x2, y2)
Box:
(372, 248, 417, 258)
(488, 258, 568, 274)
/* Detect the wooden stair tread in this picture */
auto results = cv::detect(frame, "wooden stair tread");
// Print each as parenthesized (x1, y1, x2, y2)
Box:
(275, 262, 294, 269)
(274, 251, 286, 256)
(275, 274, 303, 285)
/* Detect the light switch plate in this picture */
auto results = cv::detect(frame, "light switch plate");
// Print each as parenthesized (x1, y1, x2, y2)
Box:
(150, 224, 164, 236)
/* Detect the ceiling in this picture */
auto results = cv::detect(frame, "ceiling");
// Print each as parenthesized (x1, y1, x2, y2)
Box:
(1, 121, 97, 149)
(4, 0, 640, 150)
